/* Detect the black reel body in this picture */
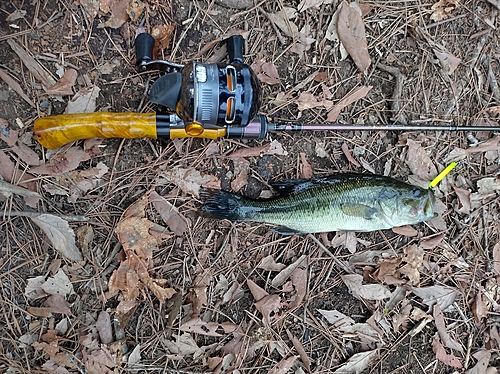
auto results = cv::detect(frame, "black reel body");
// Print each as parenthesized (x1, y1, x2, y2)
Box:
(136, 33, 261, 129)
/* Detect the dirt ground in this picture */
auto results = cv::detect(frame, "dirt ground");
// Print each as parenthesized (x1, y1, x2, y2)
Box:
(1, 0, 500, 373)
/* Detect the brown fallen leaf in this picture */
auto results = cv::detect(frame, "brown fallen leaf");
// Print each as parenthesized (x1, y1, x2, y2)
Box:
(257, 255, 286, 272)
(179, 318, 238, 337)
(80, 0, 99, 20)
(158, 166, 220, 198)
(150, 191, 188, 236)
(430, 0, 460, 22)
(46, 68, 78, 96)
(126, 0, 144, 22)
(288, 266, 307, 309)
(299, 152, 313, 179)
(98, 0, 129, 28)
(333, 349, 378, 374)
(420, 233, 445, 249)
(151, 24, 175, 58)
(250, 59, 281, 85)
(0, 68, 36, 108)
(65, 85, 101, 114)
(406, 139, 438, 181)
(399, 244, 424, 285)
(341, 142, 361, 168)
(96, 311, 113, 344)
(412, 285, 457, 311)
(432, 334, 463, 368)
(44, 294, 72, 315)
(7, 39, 56, 89)
(433, 304, 464, 353)
(452, 185, 471, 215)
(30, 147, 91, 175)
(493, 243, 500, 276)
(268, 356, 298, 374)
(254, 294, 281, 326)
(27, 306, 52, 318)
(286, 329, 311, 371)
(392, 225, 418, 237)
(31, 215, 83, 262)
(341, 273, 392, 300)
(231, 159, 250, 192)
(327, 86, 372, 122)
(337, 1, 371, 74)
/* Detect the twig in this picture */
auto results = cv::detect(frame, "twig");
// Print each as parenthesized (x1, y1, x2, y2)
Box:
(377, 63, 408, 124)
(1, 210, 89, 222)
(307, 234, 355, 274)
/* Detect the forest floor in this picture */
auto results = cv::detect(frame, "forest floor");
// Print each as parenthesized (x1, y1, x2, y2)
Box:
(1, 0, 500, 373)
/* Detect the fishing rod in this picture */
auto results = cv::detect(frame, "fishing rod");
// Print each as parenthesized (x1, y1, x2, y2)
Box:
(34, 32, 500, 150)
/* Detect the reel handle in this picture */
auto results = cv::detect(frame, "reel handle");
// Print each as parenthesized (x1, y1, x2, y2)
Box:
(227, 35, 244, 64)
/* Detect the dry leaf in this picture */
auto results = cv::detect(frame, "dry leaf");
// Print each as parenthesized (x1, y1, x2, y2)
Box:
(25, 276, 47, 299)
(406, 139, 438, 181)
(80, 0, 99, 20)
(254, 294, 281, 325)
(430, 0, 460, 22)
(150, 191, 188, 236)
(98, 0, 129, 28)
(420, 233, 445, 249)
(65, 85, 101, 114)
(392, 225, 418, 237)
(337, 1, 371, 74)
(433, 48, 461, 75)
(433, 304, 464, 353)
(6, 9, 27, 21)
(247, 278, 269, 301)
(151, 24, 175, 57)
(179, 318, 238, 337)
(341, 142, 361, 167)
(250, 59, 281, 85)
(31, 215, 82, 261)
(298, 0, 331, 12)
(228, 139, 287, 159)
(257, 255, 286, 272)
(341, 274, 392, 300)
(477, 177, 500, 195)
(127, 344, 141, 366)
(286, 329, 311, 371)
(158, 167, 219, 198)
(0, 68, 36, 108)
(231, 159, 250, 192)
(7, 39, 56, 89)
(452, 185, 471, 214)
(288, 267, 307, 309)
(399, 245, 424, 285)
(41, 269, 74, 297)
(412, 285, 457, 311)
(31, 147, 91, 175)
(44, 294, 72, 315)
(46, 69, 78, 96)
(271, 254, 307, 288)
(268, 356, 298, 374)
(83, 345, 116, 373)
(327, 86, 372, 122)
(465, 350, 492, 374)
(333, 349, 378, 373)
(126, 0, 144, 22)
(96, 311, 113, 344)
(27, 306, 52, 318)
(493, 243, 500, 276)
(432, 334, 463, 368)
(299, 153, 313, 179)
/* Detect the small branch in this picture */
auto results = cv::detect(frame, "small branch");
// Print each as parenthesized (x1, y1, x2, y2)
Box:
(377, 63, 408, 124)
(307, 234, 355, 274)
(1, 211, 89, 222)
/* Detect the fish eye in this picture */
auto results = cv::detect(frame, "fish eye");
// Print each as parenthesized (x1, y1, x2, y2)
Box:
(411, 188, 421, 198)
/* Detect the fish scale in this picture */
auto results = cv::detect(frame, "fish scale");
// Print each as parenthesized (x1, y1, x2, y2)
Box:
(200, 173, 436, 235)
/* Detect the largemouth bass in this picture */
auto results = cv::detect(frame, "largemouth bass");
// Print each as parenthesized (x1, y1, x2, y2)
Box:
(199, 173, 436, 235)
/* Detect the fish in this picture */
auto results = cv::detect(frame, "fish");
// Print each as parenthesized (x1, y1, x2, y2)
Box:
(199, 173, 437, 235)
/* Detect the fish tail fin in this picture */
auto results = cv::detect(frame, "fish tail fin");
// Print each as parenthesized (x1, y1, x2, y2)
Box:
(199, 188, 248, 221)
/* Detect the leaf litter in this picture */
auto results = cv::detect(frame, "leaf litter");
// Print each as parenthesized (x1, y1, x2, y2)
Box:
(4, 1, 500, 373)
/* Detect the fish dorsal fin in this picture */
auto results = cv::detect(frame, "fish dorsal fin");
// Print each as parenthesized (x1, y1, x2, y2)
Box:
(271, 178, 330, 195)
(340, 203, 378, 220)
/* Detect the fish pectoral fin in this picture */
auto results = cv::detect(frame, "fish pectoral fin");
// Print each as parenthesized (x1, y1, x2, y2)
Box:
(272, 225, 305, 235)
(340, 203, 378, 220)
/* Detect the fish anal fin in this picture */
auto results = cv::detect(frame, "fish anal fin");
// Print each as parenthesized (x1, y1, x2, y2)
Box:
(272, 225, 305, 235)
(340, 203, 378, 220)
